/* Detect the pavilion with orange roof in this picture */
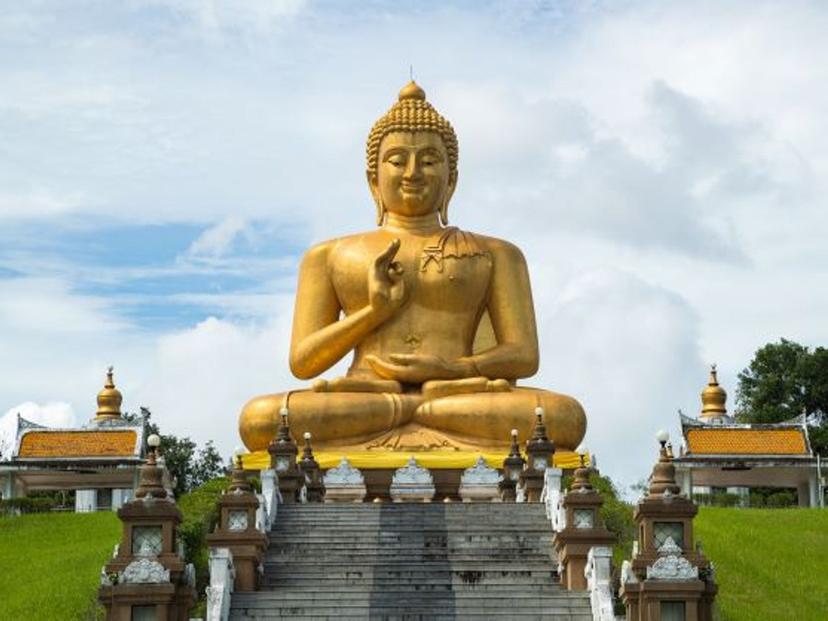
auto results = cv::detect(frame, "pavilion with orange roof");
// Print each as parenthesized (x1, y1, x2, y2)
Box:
(0, 368, 147, 512)
(672, 366, 823, 508)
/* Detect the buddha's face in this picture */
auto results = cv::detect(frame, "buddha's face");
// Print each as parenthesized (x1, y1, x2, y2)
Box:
(369, 131, 456, 219)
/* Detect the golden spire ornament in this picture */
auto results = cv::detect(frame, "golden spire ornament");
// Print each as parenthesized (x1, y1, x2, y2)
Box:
(699, 364, 727, 420)
(95, 365, 123, 420)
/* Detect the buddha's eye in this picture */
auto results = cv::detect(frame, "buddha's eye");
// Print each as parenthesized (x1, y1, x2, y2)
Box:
(386, 155, 406, 167)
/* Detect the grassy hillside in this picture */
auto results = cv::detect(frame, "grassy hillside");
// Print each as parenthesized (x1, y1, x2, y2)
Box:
(695, 507, 828, 621)
(0, 512, 120, 620)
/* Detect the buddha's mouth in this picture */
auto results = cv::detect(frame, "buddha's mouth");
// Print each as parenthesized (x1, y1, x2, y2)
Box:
(401, 183, 427, 192)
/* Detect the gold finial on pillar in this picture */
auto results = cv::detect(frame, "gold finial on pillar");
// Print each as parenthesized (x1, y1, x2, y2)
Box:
(700, 363, 727, 421)
(570, 447, 593, 492)
(648, 431, 680, 497)
(95, 365, 123, 421)
(135, 434, 167, 499)
(228, 446, 252, 493)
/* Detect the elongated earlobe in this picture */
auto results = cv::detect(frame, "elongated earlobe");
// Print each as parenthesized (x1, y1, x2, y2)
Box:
(376, 199, 387, 226)
(438, 197, 449, 226)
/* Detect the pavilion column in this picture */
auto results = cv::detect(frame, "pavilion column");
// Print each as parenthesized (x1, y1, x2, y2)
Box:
(807, 473, 820, 508)
(675, 465, 692, 498)
(1, 473, 14, 500)
(111, 489, 131, 510)
(797, 481, 811, 507)
(76, 489, 97, 513)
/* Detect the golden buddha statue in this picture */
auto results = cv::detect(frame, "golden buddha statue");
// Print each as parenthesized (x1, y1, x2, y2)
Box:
(239, 81, 586, 454)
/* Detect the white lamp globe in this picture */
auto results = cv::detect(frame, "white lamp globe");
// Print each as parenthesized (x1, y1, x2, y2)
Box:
(147, 434, 161, 448)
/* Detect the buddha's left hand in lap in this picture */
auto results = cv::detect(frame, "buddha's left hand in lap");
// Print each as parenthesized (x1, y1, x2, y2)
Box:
(366, 353, 476, 384)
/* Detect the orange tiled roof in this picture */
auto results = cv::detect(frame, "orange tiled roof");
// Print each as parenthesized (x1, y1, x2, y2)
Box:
(686, 428, 808, 455)
(18, 430, 138, 458)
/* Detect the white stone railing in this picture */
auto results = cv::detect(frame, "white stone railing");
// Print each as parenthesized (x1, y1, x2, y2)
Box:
(585, 546, 615, 621)
(259, 468, 281, 528)
(540, 467, 565, 531)
(255, 493, 269, 533)
(206, 548, 235, 621)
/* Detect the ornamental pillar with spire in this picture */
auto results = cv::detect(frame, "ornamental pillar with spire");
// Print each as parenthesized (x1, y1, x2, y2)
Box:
(699, 364, 727, 423)
(94, 366, 123, 423)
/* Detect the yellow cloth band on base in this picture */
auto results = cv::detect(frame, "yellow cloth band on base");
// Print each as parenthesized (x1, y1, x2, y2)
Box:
(241, 449, 589, 471)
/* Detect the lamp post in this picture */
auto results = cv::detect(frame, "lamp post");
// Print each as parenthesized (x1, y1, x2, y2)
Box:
(499, 429, 525, 502)
(522, 407, 556, 502)
(299, 432, 325, 502)
(267, 407, 302, 503)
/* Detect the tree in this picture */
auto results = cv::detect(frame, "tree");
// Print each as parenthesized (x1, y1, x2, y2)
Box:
(736, 338, 828, 455)
(124, 408, 227, 497)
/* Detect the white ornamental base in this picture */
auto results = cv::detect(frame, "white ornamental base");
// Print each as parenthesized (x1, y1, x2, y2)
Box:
(459, 484, 502, 502)
(391, 488, 435, 503)
(324, 486, 367, 503)
(390, 457, 435, 503)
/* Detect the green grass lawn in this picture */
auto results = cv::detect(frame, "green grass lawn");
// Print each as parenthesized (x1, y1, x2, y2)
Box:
(696, 507, 828, 621)
(0, 512, 120, 620)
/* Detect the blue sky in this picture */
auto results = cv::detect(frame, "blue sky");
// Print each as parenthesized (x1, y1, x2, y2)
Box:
(2, 0, 827, 486)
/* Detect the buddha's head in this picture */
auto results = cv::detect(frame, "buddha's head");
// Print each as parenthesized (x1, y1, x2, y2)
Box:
(366, 81, 458, 225)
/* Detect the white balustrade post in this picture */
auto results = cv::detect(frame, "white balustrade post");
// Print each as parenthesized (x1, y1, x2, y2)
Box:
(585, 546, 615, 621)
(260, 468, 279, 525)
(541, 467, 563, 529)
(206, 547, 235, 621)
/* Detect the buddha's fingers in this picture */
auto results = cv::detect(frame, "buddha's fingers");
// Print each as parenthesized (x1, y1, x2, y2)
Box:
(366, 354, 422, 383)
(373, 238, 401, 272)
(388, 261, 404, 281)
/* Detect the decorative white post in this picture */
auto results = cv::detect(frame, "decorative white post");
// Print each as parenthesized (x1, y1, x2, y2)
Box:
(260, 468, 279, 525)
(585, 546, 615, 621)
(541, 467, 563, 530)
(206, 548, 235, 621)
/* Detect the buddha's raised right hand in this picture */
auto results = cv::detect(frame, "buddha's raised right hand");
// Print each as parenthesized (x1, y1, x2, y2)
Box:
(369, 238, 406, 321)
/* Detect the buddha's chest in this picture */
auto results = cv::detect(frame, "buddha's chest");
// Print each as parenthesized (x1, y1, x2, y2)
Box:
(330, 233, 493, 314)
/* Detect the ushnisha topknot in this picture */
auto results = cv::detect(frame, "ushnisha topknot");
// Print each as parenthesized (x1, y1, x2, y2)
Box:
(366, 81, 459, 179)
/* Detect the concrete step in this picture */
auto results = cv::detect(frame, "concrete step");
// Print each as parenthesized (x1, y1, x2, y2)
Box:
(261, 579, 562, 589)
(231, 611, 592, 621)
(236, 501, 589, 620)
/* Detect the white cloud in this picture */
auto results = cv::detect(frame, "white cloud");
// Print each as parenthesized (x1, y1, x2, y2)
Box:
(2, 0, 828, 487)
(0, 192, 82, 220)
(139, 0, 307, 40)
(534, 268, 703, 483)
(186, 216, 247, 258)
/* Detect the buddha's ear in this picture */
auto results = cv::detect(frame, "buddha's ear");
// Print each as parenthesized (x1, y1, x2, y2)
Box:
(440, 171, 458, 226)
(367, 171, 385, 225)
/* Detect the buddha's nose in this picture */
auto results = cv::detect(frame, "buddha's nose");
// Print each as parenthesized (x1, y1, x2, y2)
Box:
(403, 158, 422, 180)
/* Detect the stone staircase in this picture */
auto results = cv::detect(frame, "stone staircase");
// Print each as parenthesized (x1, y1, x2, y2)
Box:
(230, 502, 592, 620)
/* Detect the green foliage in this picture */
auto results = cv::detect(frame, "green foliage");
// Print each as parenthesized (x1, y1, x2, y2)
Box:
(692, 492, 744, 508)
(591, 473, 636, 566)
(0, 496, 58, 515)
(0, 512, 120, 620)
(124, 408, 227, 496)
(736, 338, 828, 455)
(696, 507, 828, 620)
(177, 476, 228, 602)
